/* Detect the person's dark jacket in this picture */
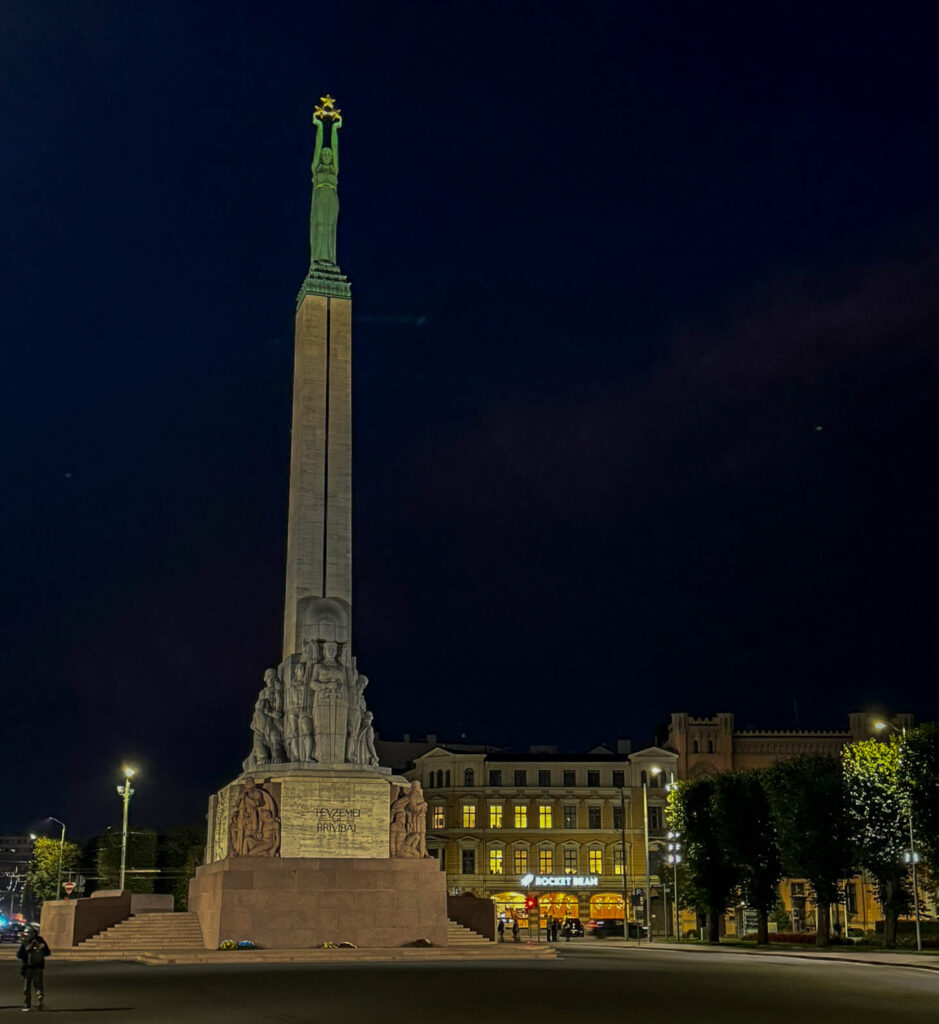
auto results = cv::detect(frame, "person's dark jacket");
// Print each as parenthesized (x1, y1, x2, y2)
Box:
(17, 932, 51, 972)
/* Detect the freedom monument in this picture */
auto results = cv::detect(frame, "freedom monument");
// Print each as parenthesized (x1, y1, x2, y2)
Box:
(188, 98, 447, 948)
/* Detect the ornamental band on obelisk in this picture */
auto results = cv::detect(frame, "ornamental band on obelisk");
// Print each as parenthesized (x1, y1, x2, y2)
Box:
(188, 99, 446, 949)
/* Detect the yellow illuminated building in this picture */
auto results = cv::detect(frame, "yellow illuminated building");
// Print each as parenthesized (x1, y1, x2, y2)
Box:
(406, 744, 679, 934)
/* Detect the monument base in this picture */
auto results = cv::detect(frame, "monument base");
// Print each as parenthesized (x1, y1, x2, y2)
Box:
(189, 856, 447, 949)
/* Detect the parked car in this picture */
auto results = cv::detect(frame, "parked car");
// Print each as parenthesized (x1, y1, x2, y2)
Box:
(0, 923, 25, 944)
(586, 919, 625, 938)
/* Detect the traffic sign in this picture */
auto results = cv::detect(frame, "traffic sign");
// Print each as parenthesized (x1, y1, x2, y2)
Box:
(62, 881, 75, 895)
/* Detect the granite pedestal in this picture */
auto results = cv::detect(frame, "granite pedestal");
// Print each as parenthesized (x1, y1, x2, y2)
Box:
(189, 855, 446, 949)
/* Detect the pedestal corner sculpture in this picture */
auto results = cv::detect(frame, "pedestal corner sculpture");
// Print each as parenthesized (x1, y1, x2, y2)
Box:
(188, 98, 447, 949)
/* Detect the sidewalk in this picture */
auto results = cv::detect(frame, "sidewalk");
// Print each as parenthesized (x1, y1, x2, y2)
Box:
(611, 939, 939, 972)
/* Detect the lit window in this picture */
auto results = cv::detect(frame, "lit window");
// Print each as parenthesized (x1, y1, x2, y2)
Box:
(589, 849, 603, 874)
(539, 848, 553, 873)
(514, 848, 528, 875)
(563, 848, 578, 872)
(489, 848, 504, 874)
(588, 807, 602, 829)
(514, 805, 528, 828)
(432, 806, 445, 828)
(613, 847, 624, 876)
(539, 804, 553, 829)
(462, 804, 476, 828)
(563, 805, 577, 829)
(489, 805, 503, 828)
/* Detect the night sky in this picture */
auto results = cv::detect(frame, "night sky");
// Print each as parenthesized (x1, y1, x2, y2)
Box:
(3, 2, 937, 840)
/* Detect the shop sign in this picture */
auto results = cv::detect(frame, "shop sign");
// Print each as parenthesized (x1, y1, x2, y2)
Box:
(520, 874, 599, 888)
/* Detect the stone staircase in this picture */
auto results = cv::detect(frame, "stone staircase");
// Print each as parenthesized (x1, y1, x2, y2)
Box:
(446, 920, 491, 945)
(74, 912, 204, 955)
(53, 913, 555, 964)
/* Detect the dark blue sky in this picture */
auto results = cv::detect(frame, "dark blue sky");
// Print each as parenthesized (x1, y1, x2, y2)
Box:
(2, 1, 937, 838)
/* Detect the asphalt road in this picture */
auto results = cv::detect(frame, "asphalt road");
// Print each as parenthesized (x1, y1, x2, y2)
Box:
(1, 946, 937, 1022)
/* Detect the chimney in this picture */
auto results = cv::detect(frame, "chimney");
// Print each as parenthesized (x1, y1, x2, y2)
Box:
(403, 733, 411, 743)
(616, 738, 632, 755)
(427, 733, 437, 745)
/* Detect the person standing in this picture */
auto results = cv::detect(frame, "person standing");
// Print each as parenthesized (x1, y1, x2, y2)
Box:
(512, 916, 520, 943)
(497, 917, 505, 943)
(17, 925, 50, 1012)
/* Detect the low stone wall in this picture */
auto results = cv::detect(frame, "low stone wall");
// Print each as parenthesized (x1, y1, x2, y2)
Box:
(447, 894, 496, 941)
(40, 892, 132, 949)
(189, 856, 447, 949)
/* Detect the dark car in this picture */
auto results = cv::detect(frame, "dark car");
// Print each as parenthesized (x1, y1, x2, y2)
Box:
(0, 923, 25, 944)
(570, 918, 585, 938)
(586, 919, 625, 938)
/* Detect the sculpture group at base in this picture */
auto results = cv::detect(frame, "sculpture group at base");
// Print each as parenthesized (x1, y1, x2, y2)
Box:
(389, 781, 429, 858)
(229, 777, 281, 857)
(245, 640, 379, 770)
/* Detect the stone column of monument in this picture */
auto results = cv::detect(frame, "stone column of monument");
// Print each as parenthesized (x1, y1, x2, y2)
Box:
(188, 98, 447, 950)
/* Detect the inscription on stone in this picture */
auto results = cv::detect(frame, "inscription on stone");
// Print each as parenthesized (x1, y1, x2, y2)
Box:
(280, 775, 389, 858)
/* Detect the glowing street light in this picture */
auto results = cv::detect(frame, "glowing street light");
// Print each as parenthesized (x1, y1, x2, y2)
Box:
(116, 766, 137, 891)
(874, 720, 921, 953)
(642, 766, 662, 943)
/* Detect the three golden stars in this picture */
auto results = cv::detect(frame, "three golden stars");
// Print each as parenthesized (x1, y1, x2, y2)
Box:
(314, 94, 341, 121)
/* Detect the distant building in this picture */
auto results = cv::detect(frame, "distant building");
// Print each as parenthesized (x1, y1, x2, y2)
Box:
(401, 741, 679, 934)
(666, 711, 917, 937)
(666, 712, 914, 778)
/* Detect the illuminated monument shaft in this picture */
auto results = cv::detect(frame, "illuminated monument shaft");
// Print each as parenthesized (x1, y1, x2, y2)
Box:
(283, 106, 355, 660)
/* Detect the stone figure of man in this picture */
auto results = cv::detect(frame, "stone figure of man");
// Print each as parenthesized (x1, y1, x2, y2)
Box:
(285, 657, 314, 762)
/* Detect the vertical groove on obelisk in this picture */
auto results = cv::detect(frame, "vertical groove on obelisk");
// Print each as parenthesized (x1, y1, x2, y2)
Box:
(322, 298, 331, 597)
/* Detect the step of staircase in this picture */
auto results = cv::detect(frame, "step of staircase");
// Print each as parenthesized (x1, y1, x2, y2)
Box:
(77, 912, 204, 951)
(446, 920, 491, 945)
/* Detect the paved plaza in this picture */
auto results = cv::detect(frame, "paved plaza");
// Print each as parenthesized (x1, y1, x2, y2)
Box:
(2, 945, 938, 1022)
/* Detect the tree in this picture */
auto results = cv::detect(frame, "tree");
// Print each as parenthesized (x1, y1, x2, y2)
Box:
(713, 771, 782, 945)
(95, 826, 157, 893)
(25, 837, 81, 908)
(842, 736, 910, 947)
(765, 755, 855, 947)
(668, 777, 737, 943)
(156, 826, 205, 910)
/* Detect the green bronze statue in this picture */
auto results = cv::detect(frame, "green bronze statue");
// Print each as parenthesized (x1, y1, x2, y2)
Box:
(309, 96, 342, 267)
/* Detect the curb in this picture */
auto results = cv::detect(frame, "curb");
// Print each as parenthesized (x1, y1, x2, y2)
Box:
(624, 943, 939, 974)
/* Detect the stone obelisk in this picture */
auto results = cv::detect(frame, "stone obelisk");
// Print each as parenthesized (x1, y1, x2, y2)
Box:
(188, 98, 447, 950)
(283, 99, 353, 660)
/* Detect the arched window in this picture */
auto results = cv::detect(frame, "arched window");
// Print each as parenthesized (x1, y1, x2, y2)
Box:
(464, 768, 475, 787)
(436, 770, 444, 788)
(445, 770, 451, 787)
(426, 773, 434, 789)
(707, 739, 714, 753)
(640, 770, 647, 786)
(692, 740, 699, 754)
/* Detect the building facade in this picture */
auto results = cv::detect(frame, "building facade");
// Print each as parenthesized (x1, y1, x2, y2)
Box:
(405, 744, 678, 934)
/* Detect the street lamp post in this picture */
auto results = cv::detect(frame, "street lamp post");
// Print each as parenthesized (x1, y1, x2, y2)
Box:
(117, 766, 136, 892)
(875, 721, 922, 953)
(618, 788, 632, 941)
(48, 817, 66, 901)
(667, 831, 682, 940)
(643, 767, 662, 943)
